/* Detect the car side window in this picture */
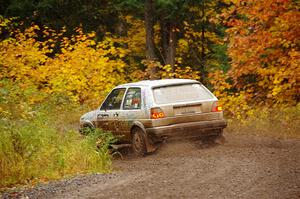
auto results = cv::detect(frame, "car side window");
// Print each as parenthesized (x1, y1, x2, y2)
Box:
(123, 88, 141, 110)
(100, 88, 126, 110)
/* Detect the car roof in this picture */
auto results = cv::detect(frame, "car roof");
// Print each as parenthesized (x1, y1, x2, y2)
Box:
(116, 79, 200, 88)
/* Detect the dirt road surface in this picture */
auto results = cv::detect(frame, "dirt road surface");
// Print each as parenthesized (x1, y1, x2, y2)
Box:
(3, 133, 300, 199)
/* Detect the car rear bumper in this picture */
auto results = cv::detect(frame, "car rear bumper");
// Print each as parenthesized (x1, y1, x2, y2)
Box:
(145, 119, 227, 139)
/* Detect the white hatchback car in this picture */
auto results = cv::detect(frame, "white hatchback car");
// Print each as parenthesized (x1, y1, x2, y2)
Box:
(80, 79, 227, 156)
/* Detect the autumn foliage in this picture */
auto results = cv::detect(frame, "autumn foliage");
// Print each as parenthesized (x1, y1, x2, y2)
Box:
(0, 1, 298, 128)
(0, 23, 128, 106)
(0, 1, 299, 116)
(0, 0, 299, 189)
(228, 0, 299, 102)
(209, 0, 299, 118)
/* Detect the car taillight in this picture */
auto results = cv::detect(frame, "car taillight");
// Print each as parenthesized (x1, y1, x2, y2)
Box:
(151, 107, 165, 119)
(212, 101, 223, 112)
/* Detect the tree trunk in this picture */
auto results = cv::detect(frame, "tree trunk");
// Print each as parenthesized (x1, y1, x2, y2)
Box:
(145, 0, 157, 79)
(145, 0, 156, 60)
(166, 23, 176, 72)
(200, 0, 207, 82)
(161, 20, 176, 72)
(160, 18, 169, 64)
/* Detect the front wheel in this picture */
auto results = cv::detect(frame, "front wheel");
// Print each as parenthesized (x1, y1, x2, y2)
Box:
(131, 127, 147, 157)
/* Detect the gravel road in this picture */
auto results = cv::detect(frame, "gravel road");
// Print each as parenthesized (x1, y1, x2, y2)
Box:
(2, 133, 300, 199)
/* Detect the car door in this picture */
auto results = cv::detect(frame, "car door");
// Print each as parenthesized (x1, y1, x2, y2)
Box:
(114, 87, 146, 141)
(96, 88, 126, 134)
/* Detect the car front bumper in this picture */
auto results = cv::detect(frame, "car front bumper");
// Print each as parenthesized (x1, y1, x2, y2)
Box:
(145, 119, 227, 140)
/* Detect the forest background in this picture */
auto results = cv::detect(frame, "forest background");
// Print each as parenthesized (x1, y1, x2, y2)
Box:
(0, 0, 299, 189)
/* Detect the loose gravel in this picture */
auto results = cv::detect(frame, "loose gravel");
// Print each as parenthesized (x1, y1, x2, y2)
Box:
(2, 133, 300, 199)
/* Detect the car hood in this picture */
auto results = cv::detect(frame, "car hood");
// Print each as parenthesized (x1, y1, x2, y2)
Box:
(80, 110, 97, 122)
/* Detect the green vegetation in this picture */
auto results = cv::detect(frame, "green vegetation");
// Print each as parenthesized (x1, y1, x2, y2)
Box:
(0, 80, 116, 189)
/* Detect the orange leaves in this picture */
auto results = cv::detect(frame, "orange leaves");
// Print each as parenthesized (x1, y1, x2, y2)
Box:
(224, 0, 299, 105)
(208, 69, 257, 120)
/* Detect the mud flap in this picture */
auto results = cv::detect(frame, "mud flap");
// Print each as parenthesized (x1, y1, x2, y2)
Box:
(214, 135, 226, 144)
(143, 132, 157, 153)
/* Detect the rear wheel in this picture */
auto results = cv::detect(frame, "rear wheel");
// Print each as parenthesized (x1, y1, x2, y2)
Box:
(131, 127, 147, 157)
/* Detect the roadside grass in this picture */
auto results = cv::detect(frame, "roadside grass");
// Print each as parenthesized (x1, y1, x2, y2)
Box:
(0, 113, 116, 190)
(0, 81, 116, 190)
(226, 104, 300, 139)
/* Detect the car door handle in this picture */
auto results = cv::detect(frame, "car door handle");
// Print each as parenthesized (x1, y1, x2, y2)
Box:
(113, 113, 119, 117)
(97, 113, 109, 118)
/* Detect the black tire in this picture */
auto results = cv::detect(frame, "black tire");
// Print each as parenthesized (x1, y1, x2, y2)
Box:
(131, 127, 147, 157)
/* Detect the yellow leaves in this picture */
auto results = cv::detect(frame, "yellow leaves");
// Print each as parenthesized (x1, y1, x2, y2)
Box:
(177, 39, 189, 55)
(0, 16, 11, 26)
(44, 33, 127, 105)
(89, 40, 96, 46)
(0, 22, 128, 106)
(116, 15, 145, 57)
(271, 86, 282, 97)
(157, 65, 200, 80)
(0, 28, 49, 85)
(183, 21, 189, 26)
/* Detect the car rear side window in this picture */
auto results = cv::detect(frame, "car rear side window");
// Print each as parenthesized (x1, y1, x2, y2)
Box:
(153, 83, 214, 105)
(123, 88, 141, 110)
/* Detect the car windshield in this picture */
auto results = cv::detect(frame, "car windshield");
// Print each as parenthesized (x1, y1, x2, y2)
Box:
(153, 83, 214, 104)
